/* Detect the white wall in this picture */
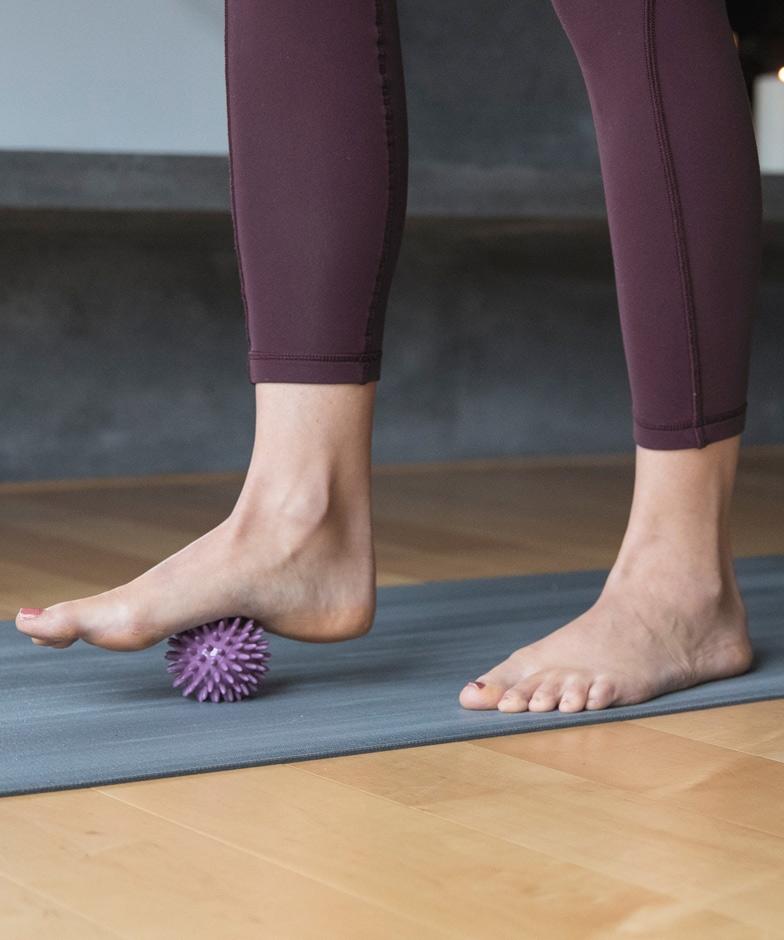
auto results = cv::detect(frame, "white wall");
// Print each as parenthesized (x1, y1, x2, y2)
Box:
(0, 0, 228, 154)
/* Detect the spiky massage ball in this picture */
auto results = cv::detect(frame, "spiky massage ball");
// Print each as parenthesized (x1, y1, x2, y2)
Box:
(165, 617, 270, 703)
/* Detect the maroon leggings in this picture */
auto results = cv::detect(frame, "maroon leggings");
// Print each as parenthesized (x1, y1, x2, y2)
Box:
(225, 0, 762, 450)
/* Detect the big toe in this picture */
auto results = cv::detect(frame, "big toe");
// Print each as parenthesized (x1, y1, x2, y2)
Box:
(16, 593, 149, 652)
(16, 604, 79, 648)
(459, 672, 515, 710)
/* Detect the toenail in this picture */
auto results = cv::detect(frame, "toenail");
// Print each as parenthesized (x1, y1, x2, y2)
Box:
(19, 608, 44, 618)
(468, 681, 486, 689)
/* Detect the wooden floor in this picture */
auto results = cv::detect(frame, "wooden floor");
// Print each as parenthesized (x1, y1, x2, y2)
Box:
(2, 447, 784, 938)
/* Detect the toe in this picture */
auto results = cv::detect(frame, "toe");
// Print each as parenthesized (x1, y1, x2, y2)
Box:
(16, 607, 78, 648)
(585, 677, 616, 710)
(558, 676, 591, 713)
(459, 655, 531, 710)
(31, 637, 72, 649)
(527, 682, 561, 712)
(496, 684, 531, 713)
(496, 672, 549, 713)
(459, 678, 510, 710)
(506, 669, 563, 712)
(34, 593, 157, 652)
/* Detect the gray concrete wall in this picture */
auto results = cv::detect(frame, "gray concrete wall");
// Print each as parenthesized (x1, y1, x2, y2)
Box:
(399, 1, 599, 173)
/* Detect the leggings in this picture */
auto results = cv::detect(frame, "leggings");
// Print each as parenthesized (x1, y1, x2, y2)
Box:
(224, 0, 762, 450)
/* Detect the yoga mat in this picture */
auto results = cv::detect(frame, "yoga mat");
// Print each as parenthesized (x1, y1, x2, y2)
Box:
(2, 554, 783, 797)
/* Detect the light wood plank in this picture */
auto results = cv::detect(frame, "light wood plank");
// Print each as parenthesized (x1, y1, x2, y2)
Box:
(100, 765, 696, 939)
(0, 875, 117, 939)
(295, 742, 784, 935)
(0, 789, 428, 939)
(474, 723, 784, 836)
(637, 701, 784, 762)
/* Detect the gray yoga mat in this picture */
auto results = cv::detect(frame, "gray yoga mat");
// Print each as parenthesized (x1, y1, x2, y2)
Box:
(2, 554, 783, 797)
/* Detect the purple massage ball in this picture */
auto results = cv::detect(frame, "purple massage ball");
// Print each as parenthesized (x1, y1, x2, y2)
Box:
(165, 616, 270, 703)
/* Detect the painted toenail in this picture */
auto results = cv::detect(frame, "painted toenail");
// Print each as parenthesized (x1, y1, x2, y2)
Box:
(19, 608, 44, 618)
(468, 681, 485, 689)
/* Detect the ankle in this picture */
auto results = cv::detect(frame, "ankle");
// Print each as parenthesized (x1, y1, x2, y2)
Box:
(233, 382, 375, 530)
(606, 530, 739, 606)
(230, 448, 373, 540)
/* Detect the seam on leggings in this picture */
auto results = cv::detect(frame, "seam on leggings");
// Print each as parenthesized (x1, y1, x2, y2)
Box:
(249, 351, 382, 363)
(643, 0, 705, 447)
(363, 0, 397, 383)
(633, 402, 746, 432)
(224, 0, 253, 379)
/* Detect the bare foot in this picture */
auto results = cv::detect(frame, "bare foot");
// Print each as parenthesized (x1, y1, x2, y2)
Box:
(15, 383, 377, 651)
(460, 544, 752, 712)
(459, 552, 752, 713)
(15, 494, 375, 651)
(460, 438, 753, 714)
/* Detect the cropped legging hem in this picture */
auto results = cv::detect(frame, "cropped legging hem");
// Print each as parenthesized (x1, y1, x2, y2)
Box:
(633, 403, 747, 451)
(248, 351, 381, 384)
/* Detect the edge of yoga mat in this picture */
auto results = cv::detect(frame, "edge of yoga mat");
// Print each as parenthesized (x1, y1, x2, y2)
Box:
(2, 553, 783, 797)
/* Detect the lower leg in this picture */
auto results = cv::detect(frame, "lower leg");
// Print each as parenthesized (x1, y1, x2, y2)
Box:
(17, 0, 408, 652)
(16, 383, 378, 650)
(459, 0, 762, 713)
(461, 437, 752, 713)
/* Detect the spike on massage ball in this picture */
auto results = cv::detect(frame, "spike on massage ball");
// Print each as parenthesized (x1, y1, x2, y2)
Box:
(165, 617, 270, 703)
